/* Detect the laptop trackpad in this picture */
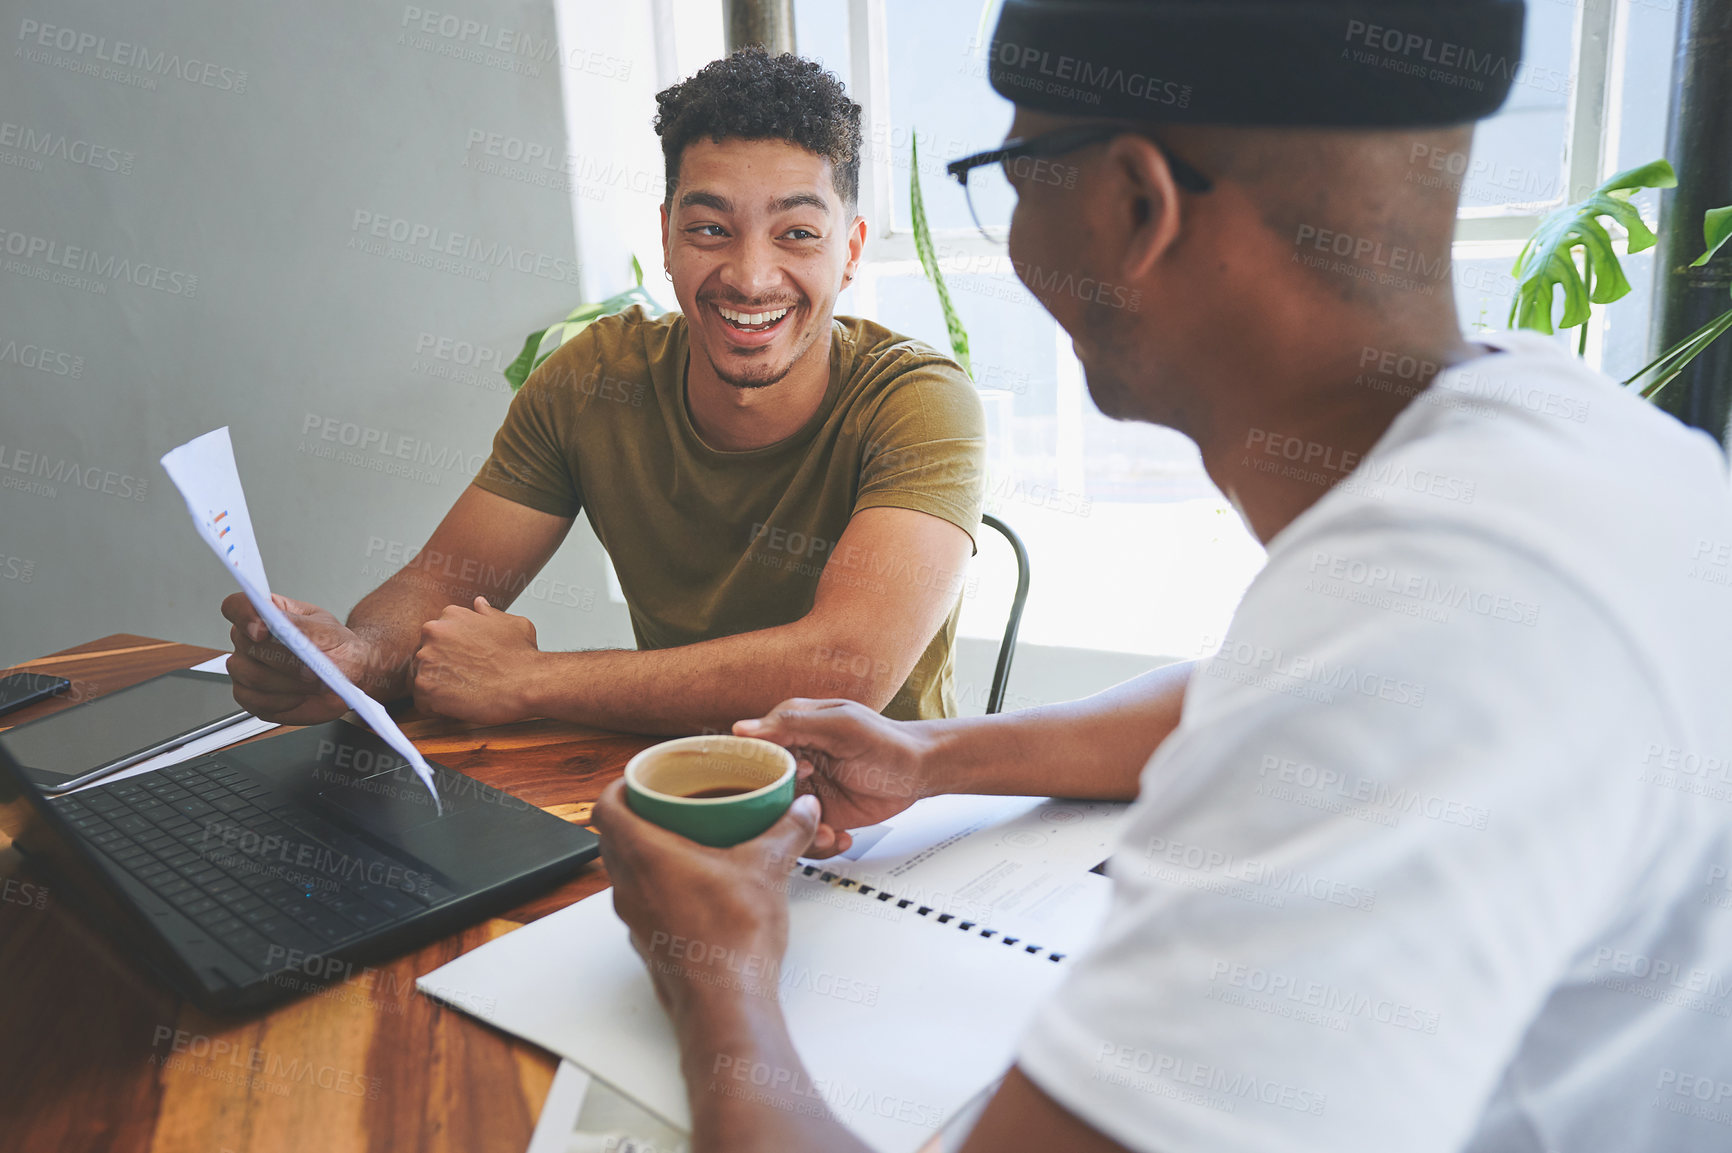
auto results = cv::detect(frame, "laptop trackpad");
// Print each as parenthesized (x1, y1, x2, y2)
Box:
(314, 762, 450, 836)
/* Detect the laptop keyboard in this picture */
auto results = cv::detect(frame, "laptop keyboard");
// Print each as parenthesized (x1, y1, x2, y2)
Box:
(45, 760, 451, 975)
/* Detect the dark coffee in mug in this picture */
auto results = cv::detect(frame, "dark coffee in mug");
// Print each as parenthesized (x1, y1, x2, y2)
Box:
(681, 785, 754, 799)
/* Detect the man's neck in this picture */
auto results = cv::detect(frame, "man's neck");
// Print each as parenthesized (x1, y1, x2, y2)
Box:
(684, 324, 835, 452)
(1194, 320, 1487, 545)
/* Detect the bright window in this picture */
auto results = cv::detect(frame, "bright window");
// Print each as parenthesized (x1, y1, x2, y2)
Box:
(785, 0, 1680, 659)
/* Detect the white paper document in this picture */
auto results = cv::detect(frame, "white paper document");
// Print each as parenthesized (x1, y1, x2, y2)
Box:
(421, 877, 1072, 1153)
(811, 795, 1129, 952)
(528, 1060, 689, 1153)
(68, 714, 280, 794)
(160, 427, 273, 595)
(160, 427, 441, 812)
(420, 794, 1126, 1153)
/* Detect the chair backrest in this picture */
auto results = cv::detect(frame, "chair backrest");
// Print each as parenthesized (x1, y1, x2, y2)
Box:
(978, 514, 1030, 715)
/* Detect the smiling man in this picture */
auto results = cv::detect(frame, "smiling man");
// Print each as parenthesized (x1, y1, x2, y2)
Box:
(221, 48, 985, 734)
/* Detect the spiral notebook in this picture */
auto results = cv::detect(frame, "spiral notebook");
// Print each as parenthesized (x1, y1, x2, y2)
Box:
(417, 795, 1128, 1153)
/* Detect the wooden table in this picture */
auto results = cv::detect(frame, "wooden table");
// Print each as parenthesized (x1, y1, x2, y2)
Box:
(0, 634, 656, 1153)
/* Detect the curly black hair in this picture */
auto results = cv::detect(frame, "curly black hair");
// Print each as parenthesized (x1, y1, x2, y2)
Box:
(653, 46, 862, 208)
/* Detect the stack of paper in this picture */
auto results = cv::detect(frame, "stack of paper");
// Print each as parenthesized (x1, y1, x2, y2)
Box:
(420, 797, 1128, 1153)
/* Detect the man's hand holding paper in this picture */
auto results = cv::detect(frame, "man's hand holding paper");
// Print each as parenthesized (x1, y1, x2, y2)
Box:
(222, 591, 381, 725)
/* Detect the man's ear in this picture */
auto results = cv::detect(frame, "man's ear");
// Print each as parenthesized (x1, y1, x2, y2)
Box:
(659, 201, 673, 277)
(844, 213, 867, 284)
(1104, 135, 1184, 282)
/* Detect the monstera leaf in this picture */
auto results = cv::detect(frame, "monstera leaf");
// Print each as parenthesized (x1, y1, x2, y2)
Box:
(1509, 160, 1677, 342)
(504, 255, 665, 391)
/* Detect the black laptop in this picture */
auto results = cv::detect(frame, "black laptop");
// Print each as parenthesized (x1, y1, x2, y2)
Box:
(0, 719, 599, 1013)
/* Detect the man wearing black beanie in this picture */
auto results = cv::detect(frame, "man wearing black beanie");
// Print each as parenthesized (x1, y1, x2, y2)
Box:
(594, 3, 1732, 1150)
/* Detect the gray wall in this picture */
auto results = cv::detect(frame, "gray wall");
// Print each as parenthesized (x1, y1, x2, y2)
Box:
(0, 0, 641, 668)
(0, 0, 1165, 710)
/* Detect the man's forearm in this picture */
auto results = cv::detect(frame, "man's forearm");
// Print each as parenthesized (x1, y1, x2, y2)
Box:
(343, 575, 466, 701)
(515, 623, 909, 735)
(918, 660, 1194, 802)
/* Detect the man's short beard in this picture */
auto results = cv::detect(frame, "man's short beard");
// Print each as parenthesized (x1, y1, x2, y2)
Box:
(715, 359, 794, 390)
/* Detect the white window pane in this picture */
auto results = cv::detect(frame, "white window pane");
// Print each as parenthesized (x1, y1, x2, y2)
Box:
(1459, 0, 1577, 210)
(793, 0, 850, 88)
(866, 268, 1264, 657)
(884, 0, 1016, 235)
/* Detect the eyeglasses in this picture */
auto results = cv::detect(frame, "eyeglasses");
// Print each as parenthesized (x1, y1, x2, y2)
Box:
(945, 124, 1213, 244)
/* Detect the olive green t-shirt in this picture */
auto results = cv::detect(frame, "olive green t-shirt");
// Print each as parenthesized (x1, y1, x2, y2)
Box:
(472, 306, 986, 720)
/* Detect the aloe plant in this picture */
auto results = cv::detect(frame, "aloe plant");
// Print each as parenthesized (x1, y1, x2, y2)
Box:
(504, 255, 665, 391)
(1624, 205, 1732, 400)
(910, 133, 972, 377)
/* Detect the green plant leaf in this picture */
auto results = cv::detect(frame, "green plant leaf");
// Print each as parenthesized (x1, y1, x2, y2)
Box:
(1508, 160, 1676, 339)
(910, 133, 972, 376)
(1689, 205, 1732, 270)
(1624, 306, 1732, 400)
(502, 327, 550, 392)
(504, 272, 666, 391)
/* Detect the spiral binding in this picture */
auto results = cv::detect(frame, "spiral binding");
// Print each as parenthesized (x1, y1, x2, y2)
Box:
(798, 864, 1067, 963)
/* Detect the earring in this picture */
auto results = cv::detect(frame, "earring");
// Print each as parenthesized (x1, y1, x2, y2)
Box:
(664, 267, 673, 281)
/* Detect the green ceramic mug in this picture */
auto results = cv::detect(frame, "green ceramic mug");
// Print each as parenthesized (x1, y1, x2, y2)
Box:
(623, 735, 797, 847)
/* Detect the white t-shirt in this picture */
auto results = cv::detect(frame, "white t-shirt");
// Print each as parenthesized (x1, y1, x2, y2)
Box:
(1018, 332, 1732, 1152)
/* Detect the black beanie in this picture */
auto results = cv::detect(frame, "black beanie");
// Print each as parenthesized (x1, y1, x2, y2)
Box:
(988, 0, 1527, 126)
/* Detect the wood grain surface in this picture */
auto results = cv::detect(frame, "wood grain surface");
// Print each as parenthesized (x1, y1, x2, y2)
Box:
(0, 635, 657, 1153)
